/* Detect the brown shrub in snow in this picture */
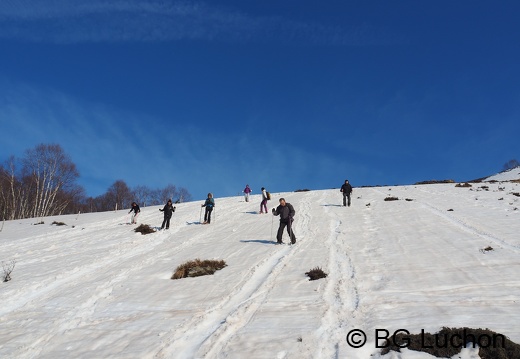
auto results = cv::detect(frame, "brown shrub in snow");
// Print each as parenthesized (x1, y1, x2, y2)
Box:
(171, 259, 227, 280)
(134, 224, 155, 235)
(380, 327, 520, 359)
(305, 267, 328, 281)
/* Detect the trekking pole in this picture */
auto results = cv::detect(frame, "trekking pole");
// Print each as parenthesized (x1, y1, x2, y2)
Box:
(271, 213, 274, 241)
(289, 219, 295, 242)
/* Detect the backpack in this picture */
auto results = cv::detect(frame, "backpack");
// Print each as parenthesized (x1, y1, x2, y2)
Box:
(266, 191, 271, 200)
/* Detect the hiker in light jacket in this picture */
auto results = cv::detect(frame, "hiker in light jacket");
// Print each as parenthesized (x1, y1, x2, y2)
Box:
(260, 187, 268, 214)
(272, 198, 296, 244)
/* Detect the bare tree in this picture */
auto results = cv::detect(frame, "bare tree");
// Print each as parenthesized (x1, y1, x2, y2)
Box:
(56, 184, 86, 215)
(105, 180, 132, 211)
(159, 184, 178, 203)
(132, 185, 151, 207)
(177, 187, 192, 203)
(503, 159, 520, 171)
(22, 144, 79, 218)
(0, 156, 32, 220)
(1, 144, 193, 217)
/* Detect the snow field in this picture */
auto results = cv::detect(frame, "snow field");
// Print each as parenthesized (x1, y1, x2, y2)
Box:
(0, 178, 519, 359)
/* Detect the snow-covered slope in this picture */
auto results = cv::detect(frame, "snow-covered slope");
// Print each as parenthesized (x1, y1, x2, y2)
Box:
(484, 166, 520, 182)
(1, 183, 519, 359)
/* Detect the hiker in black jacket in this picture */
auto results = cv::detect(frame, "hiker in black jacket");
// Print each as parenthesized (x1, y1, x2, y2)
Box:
(272, 198, 296, 244)
(159, 199, 176, 229)
(340, 179, 353, 207)
(129, 202, 140, 224)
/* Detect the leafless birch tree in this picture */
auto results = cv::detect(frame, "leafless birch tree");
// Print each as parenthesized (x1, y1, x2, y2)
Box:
(22, 144, 79, 218)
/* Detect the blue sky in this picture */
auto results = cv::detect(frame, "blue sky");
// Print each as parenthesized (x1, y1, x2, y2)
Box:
(1, 1, 519, 201)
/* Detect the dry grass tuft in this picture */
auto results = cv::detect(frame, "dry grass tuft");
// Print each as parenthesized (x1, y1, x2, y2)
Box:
(305, 267, 328, 281)
(171, 259, 227, 280)
(134, 224, 156, 235)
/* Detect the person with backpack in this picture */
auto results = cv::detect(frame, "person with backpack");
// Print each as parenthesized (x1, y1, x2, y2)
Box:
(201, 193, 215, 224)
(159, 199, 176, 229)
(260, 187, 269, 214)
(243, 184, 252, 202)
(128, 202, 140, 224)
(340, 179, 353, 207)
(272, 198, 296, 244)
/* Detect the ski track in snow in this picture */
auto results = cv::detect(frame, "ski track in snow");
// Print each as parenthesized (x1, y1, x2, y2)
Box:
(3, 207, 236, 359)
(5, 226, 184, 358)
(419, 201, 520, 253)
(372, 186, 520, 254)
(1, 218, 172, 315)
(314, 198, 363, 359)
(413, 185, 520, 253)
(153, 245, 294, 358)
(154, 195, 317, 358)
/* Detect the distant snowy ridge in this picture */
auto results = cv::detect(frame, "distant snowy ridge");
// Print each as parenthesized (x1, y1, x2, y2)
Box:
(484, 165, 520, 182)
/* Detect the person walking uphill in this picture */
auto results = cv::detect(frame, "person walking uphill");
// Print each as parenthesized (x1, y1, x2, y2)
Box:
(129, 202, 140, 224)
(159, 199, 176, 230)
(260, 187, 268, 214)
(340, 179, 353, 207)
(201, 193, 215, 224)
(243, 184, 252, 202)
(272, 198, 296, 244)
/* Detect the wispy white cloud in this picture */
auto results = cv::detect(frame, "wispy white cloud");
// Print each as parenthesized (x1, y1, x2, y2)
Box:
(0, 0, 403, 45)
(0, 79, 360, 199)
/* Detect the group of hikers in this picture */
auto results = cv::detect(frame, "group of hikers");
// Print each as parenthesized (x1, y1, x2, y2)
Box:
(128, 180, 353, 244)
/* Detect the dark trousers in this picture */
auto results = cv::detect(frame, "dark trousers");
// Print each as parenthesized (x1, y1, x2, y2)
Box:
(161, 216, 171, 229)
(204, 207, 213, 223)
(342, 192, 351, 207)
(260, 199, 268, 213)
(277, 220, 296, 242)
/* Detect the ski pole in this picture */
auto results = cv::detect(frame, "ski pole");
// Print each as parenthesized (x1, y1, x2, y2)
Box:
(271, 212, 274, 242)
(289, 219, 295, 242)
(200, 206, 203, 223)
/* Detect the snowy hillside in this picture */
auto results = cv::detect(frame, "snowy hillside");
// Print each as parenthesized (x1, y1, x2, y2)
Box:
(1, 175, 519, 359)
(484, 166, 520, 182)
